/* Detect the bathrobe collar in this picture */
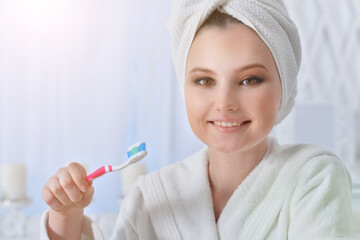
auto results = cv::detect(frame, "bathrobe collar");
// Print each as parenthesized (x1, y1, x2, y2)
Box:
(139, 138, 316, 239)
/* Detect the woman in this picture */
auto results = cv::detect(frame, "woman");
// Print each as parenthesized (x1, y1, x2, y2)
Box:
(41, 0, 358, 239)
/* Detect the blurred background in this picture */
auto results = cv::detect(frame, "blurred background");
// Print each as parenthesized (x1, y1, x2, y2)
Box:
(0, 0, 359, 238)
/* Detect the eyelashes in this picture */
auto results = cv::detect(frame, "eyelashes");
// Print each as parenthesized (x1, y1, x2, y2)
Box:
(194, 77, 215, 86)
(193, 76, 264, 87)
(240, 76, 264, 85)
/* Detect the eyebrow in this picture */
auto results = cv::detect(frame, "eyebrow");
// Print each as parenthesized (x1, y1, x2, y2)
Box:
(189, 63, 268, 74)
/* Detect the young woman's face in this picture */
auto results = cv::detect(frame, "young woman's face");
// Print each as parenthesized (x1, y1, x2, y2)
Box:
(185, 22, 281, 154)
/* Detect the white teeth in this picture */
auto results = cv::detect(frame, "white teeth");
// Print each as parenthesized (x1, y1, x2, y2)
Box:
(213, 121, 244, 127)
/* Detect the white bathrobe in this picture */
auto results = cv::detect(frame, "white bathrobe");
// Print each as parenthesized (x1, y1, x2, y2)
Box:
(41, 138, 359, 239)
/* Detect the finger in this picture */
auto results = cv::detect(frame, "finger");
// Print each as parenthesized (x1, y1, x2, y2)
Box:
(67, 162, 90, 193)
(57, 168, 83, 203)
(83, 184, 94, 202)
(42, 184, 65, 211)
(75, 185, 95, 208)
(47, 176, 72, 207)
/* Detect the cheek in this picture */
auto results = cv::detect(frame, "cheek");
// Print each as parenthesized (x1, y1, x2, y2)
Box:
(185, 86, 211, 113)
(184, 92, 203, 140)
(251, 87, 281, 123)
(184, 88, 201, 125)
(184, 87, 212, 137)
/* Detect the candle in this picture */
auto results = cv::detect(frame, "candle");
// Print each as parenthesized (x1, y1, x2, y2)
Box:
(0, 163, 27, 200)
(354, 210, 360, 234)
(353, 185, 360, 234)
(121, 163, 147, 196)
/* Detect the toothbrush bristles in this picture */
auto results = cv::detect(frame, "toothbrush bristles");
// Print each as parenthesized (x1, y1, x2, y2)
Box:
(127, 142, 146, 158)
(139, 142, 146, 151)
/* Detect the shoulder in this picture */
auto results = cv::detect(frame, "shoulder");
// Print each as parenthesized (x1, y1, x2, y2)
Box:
(271, 138, 338, 163)
(271, 140, 352, 199)
(272, 138, 348, 175)
(268, 138, 352, 192)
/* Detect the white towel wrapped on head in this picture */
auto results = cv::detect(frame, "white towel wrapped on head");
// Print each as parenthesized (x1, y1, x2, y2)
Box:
(167, 0, 302, 123)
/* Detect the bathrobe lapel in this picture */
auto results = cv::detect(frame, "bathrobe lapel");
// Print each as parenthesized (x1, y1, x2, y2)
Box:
(140, 138, 344, 240)
(216, 139, 286, 239)
(140, 148, 219, 240)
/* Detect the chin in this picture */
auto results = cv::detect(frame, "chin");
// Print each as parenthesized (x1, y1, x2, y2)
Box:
(209, 135, 269, 155)
(209, 141, 247, 154)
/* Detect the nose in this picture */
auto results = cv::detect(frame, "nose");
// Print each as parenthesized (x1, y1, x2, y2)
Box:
(214, 85, 239, 112)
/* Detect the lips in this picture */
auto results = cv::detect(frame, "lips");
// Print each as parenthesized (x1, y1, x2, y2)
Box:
(212, 120, 251, 128)
(208, 119, 252, 132)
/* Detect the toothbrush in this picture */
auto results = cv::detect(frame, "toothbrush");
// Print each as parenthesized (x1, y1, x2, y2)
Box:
(86, 142, 147, 182)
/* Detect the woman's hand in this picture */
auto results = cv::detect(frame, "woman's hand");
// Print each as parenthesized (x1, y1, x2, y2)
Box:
(42, 162, 94, 239)
(42, 162, 94, 213)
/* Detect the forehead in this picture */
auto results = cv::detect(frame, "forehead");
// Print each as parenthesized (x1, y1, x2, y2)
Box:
(186, 23, 277, 72)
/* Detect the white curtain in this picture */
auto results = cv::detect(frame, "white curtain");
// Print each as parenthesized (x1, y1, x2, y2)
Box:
(0, 0, 359, 217)
(0, 0, 203, 215)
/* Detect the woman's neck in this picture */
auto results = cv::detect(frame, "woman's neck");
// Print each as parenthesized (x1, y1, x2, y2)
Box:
(208, 139, 268, 221)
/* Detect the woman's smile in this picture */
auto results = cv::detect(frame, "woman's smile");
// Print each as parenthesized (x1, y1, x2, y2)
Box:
(208, 119, 252, 133)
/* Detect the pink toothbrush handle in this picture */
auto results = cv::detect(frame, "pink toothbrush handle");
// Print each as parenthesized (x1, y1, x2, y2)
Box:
(86, 165, 112, 182)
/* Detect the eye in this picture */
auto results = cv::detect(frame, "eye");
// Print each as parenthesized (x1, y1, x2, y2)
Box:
(194, 77, 215, 86)
(240, 76, 264, 86)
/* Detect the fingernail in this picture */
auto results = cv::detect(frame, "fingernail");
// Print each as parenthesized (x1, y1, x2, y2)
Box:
(81, 186, 87, 192)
